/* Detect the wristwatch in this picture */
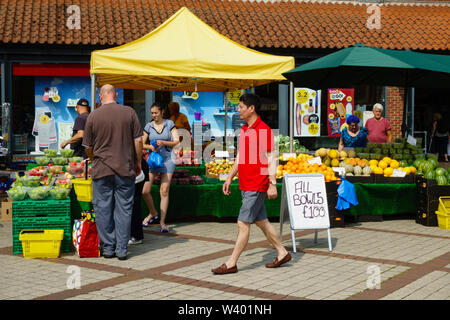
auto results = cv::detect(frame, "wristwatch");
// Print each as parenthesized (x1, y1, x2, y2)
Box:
(269, 179, 277, 186)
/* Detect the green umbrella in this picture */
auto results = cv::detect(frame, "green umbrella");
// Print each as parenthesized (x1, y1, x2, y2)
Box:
(283, 44, 450, 89)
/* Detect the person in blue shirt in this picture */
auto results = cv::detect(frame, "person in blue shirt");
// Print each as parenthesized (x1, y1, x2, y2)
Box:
(338, 115, 368, 151)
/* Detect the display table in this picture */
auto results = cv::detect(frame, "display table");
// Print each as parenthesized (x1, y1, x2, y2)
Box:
(143, 182, 418, 219)
(342, 183, 417, 216)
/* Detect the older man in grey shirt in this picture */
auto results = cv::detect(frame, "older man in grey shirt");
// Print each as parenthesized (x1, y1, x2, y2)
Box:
(83, 84, 143, 260)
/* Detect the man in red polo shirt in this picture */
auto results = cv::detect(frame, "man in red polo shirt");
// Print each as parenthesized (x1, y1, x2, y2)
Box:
(212, 93, 291, 275)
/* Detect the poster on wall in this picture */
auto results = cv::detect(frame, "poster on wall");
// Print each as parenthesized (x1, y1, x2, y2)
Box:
(294, 88, 321, 137)
(327, 88, 355, 137)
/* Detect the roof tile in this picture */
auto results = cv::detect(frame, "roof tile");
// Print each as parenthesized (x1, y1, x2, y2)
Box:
(0, 0, 448, 52)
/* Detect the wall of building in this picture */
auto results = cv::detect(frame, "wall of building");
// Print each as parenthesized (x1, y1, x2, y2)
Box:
(386, 86, 405, 139)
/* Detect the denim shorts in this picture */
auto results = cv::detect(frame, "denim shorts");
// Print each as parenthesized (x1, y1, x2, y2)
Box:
(238, 191, 267, 223)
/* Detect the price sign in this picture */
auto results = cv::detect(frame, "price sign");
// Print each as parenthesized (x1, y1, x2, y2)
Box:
(307, 156, 322, 165)
(407, 135, 417, 146)
(392, 169, 406, 177)
(279, 173, 333, 252)
(227, 90, 243, 104)
(295, 89, 309, 104)
(283, 153, 296, 161)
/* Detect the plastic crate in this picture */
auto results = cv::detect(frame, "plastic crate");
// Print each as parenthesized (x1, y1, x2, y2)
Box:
(437, 196, 450, 215)
(12, 215, 72, 254)
(72, 179, 93, 202)
(19, 229, 64, 258)
(435, 196, 450, 230)
(12, 199, 71, 218)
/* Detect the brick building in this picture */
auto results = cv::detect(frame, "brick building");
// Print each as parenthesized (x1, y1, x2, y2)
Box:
(0, 0, 449, 160)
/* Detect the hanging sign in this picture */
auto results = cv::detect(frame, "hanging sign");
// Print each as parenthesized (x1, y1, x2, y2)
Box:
(327, 89, 354, 137)
(294, 88, 321, 137)
(279, 173, 333, 252)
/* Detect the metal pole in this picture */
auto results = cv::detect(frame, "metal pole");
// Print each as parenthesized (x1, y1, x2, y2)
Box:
(91, 74, 96, 108)
(289, 82, 294, 153)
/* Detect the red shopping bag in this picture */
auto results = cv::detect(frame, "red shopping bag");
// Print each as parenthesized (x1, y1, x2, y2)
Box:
(78, 220, 100, 258)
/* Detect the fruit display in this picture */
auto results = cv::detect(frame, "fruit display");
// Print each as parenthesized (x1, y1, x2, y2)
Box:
(312, 145, 421, 178)
(35, 157, 50, 166)
(7, 186, 27, 201)
(413, 155, 450, 185)
(48, 165, 64, 174)
(276, 153, 340, 182)
(60, 149, 74, 158)
(26, 166, 48, 177)
(277, 134, 309, 153)
(205, 159, 235, 178)
(353, 138, 423, 164)
(43, 149, 58, 157)
(52, 157, 67, 165)
(69, 157, 84, 163)
(49, 186, 71, 200)
(27, 186, 52, 200)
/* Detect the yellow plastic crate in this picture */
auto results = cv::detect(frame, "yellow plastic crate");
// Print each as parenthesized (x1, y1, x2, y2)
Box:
(435, 211, 450, 230)
(19, 229, 64, 258)
(72, 178, 93, 202)
(437, 196, 450, 215)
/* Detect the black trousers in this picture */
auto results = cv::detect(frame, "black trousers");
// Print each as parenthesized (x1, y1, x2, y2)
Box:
(130, 181, 144, 240)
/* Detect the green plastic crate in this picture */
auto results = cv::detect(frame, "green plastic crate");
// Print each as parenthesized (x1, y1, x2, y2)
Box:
(12, 199, 71, 218)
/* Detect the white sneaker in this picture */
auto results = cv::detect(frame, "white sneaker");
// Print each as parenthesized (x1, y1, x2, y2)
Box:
(128, 237, 143, 245)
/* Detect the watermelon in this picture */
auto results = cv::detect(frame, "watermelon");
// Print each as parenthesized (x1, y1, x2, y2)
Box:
(424, 170, 435, 180)
(399, 160, 409, 168)
(435, 167, 447, 176)
(413, 159, 424, 169)
(428, 158, 438, 169)
(422, 161, 434, 173)
(436, 175, 447, 186)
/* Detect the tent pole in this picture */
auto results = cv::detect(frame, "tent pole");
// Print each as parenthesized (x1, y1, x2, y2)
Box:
(224, 91, 228, 140)
(91, 74, 96, 109)
(289, 81, 294, 153)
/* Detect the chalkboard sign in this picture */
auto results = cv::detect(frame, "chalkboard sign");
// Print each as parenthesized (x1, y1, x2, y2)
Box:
(280, 173, 333, 252)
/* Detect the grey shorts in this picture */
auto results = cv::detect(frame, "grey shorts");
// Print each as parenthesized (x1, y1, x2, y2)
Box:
(238, 191, 268, 223)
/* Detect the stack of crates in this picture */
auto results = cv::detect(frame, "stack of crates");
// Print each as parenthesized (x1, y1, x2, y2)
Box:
(12, 199, 72, 255)
(416, 176, 450, 227)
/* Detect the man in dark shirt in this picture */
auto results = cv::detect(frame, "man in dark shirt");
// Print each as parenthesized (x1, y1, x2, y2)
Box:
(60, 98, 90, 158)
(83, 85, 143, 260)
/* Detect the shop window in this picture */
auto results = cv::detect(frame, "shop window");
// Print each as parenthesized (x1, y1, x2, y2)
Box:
(353, 85, 386, 117)
(155, 91, 172, 119)
(254, 83, 279, 129)
(12, 76, 35, 153)
(124, 89, 146, 128)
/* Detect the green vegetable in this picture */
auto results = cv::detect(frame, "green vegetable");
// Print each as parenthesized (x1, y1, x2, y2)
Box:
(35, 157, 50, 166)
(50, 187, 71, 200)
(43, 149, 58, 157)
(52, 157, 67, 165)
(27, 186, 51, 200)
(7, 187, 27, 201)
(60, 149, 74, 157)
(69, 157, 83, 163)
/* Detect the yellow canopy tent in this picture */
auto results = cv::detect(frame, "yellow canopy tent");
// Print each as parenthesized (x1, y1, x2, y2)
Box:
(90, 7, 294, 134)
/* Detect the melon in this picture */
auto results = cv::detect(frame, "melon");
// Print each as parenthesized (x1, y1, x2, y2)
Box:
(428, 158, 438, 169)
(347, 150, 356, 158)
(413, 159, 424, 169)
(399, 160, 409, 168)
(315, 148, 328, 158)
(331, 158, 340, 167)
(436, 175, 447, 186)
(324, 157, 332, 167)
(344, 164, 354, 174)
(362, 166, 372, 176)
(422, 161, 434, 173)
(339, 150, 348, 159)
(339, 161, 346, 168)
(353, 165, 363, 176)
(346, 172, 354, 176)
(435, 167, 447, 176)
(424, 170, 435, 180)
(329, 149, 339, 159)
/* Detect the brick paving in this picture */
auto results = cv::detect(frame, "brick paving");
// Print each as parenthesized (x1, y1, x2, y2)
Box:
(0, 218, 449, 302)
